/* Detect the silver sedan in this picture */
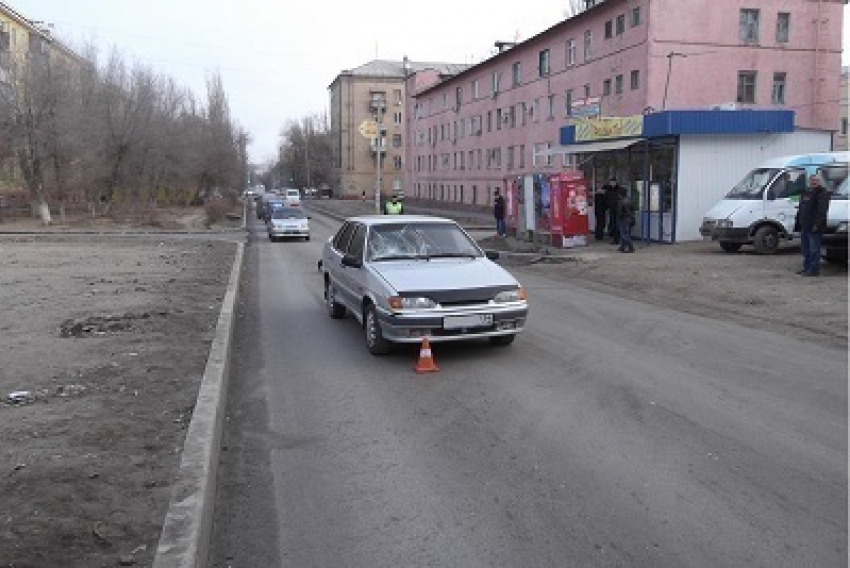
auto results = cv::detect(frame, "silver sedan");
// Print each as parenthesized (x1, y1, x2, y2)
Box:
(321, 216, 528, 354)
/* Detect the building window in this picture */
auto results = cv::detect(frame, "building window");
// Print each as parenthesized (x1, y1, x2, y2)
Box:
(604, 20, 613, 39)
(472, 79, 479, 99)
(532, 98, 540, 123)
(394, 112, 402, 124)
(548, 95, 555, 120)
(394, 89, 402, 105)
(841, 118, 848, 136)
(496, 108, 502, 130)
(520, 102, 527, 126)
(539, 49, 550, 76)
(740, 9, 760, 43)
(393, 156, 402, 170)
(631, 7, 641, 27)
(603, 79, 612, 96)
(615, 74, 623, 94)
(492, 71, 501, 95)
(616, 14, 625, 35)
(567, 39, 576, 66)
(776, 12, 790, 43)
(584, 83, 591, 98)
(771, 72, 786, 104)
(737, 71, 757, 103)
(630, 70, 640, 90)
(455, 86, 462, 108)
(393, 134, 402, 148)
(584, 30, 592, 61)
(512, 61, 522, 86)
(519, 144, 526, 169)
(565, 89, 573, 116)
(507, 146, 515, 170)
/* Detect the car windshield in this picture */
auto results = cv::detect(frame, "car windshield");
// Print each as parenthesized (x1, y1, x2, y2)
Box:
(366, 222, 482, 261)
(726, 168, 780, 199)
(271, 209, 305, 219)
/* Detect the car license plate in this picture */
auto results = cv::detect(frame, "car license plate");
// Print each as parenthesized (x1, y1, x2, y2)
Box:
(443, 314, 492, 330)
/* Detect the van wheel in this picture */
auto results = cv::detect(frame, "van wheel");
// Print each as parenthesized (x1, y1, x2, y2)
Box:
(325, 282, 346, 319)
(824, 248, 848, 265)
(364, 304, 390, 355)
(719, 242, 742, 253)
(753, 226, 780, 254)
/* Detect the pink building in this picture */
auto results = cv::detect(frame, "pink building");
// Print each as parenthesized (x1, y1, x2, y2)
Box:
(404, 0, 844, 242)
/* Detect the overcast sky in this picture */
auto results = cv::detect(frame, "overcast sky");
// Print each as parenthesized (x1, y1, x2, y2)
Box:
(10, 1, 850, 165)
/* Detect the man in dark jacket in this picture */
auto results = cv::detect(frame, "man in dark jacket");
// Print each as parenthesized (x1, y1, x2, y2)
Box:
(593, 185, 607, 240)
(795, 174, 831, 276)
(602, 177, 621, 244)
(617, 190, 636, 253)
(493, 189, 506, 236)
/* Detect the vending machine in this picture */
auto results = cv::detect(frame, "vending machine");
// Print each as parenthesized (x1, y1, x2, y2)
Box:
(558, 170, 589, 247)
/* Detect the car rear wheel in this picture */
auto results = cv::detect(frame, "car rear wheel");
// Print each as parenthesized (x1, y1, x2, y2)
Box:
(325, 282, 346, 319)
(753, 226, 780, 254)
(364, 304, 390, 355)
(719, 241, 742, 253)
(824, 247, 848, 265)
(489, 334, 516, 346)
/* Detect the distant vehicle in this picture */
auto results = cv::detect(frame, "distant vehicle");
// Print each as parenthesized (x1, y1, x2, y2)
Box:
(822, 176, 849, 264)
(283, 188, 301, 207)
(267, 207, 310, 241)
(321, 216, 528, 354)
(700, 151, 848, 254)
(257, 194, 283, 220)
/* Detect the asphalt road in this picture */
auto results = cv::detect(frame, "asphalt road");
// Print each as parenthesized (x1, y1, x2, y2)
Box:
(210, 208, 847, 567)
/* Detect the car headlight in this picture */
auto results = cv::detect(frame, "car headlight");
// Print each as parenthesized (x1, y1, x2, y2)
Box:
(493, 287, 527, 303)
(389, 296, 437, 310)
(715, 219, 733, 229)
(837, 222, 848, 234)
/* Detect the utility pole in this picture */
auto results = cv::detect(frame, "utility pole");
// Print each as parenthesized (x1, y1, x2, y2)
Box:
(374, 100, 384, 214)
(662, 52, 687, 110)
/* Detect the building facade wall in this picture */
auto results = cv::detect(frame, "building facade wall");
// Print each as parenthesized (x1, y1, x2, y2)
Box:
(404, 0, 843, 220)
(330, 73, 407, 199)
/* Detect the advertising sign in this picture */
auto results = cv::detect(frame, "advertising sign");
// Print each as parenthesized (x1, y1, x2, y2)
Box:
(574, 116, 643, 141)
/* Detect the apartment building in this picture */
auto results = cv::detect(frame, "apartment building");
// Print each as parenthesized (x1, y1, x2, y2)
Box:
(0, 2, 82, 208)
(404, 0, 844, 242)
(328, 59, 468, 200)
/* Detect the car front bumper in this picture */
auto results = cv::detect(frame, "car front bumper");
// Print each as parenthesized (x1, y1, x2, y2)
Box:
(375, 304, 528, 343)
(269, 227, 309, 238)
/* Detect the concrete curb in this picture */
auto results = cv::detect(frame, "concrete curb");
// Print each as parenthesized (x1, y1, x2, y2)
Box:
(153, 242, 244, 568)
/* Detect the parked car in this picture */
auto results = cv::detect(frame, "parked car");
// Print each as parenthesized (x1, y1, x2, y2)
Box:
(257, 195, 283, 220)
(267, 207, 310, 241)
(700, 151, 848, 254)
(321, 216, 528, 354)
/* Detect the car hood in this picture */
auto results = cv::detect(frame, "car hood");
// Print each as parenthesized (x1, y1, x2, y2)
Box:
(703, 199, 745, 220)
(373, 258, 518, 293)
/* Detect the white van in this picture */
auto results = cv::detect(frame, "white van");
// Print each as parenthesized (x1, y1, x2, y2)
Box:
(700, 152, 848, 254)
(822, 176, 849, 264)
(283, 188, 301, 207)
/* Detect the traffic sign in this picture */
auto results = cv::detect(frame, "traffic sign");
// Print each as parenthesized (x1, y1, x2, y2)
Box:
(359, 119, 378, 139)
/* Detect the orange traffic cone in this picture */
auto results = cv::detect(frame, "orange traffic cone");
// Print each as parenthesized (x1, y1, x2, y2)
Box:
(414, 337, 439, 373)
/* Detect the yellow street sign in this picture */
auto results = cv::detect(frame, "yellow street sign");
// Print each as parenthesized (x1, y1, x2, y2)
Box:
(359, 119, 378, 139)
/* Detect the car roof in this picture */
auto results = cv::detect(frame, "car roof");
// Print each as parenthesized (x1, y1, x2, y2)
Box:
(345, 215, 457, 226)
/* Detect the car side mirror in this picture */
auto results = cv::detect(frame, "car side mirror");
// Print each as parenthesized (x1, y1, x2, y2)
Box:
(341, 254, 362, 268)
(485, 250, 500, 260)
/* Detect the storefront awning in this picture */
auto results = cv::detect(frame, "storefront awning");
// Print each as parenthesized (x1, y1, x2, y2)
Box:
(554, 137, 645, 155)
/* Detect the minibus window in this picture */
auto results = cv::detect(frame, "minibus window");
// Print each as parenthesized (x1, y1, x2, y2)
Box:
(727, 168, 780, 199)
(770, 168, 806, 199)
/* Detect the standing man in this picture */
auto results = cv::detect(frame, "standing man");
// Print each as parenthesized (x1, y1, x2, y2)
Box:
(593, 184, 607, 241)
(602, 177, 621, 244)
(795, 174, 831, 276)
(385, 194, 403, 215)
(493, 189, 506, 237)
(617, 189, 636, 253)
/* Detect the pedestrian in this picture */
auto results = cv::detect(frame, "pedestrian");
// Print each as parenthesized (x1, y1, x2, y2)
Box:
(617, 189, 635, 253)
(593, 184, 607, 241)
(602, 177, 621, 244)
(385, 194, 403, 215)
(794, 173, 831, 276)
(493, 189, 506, 237)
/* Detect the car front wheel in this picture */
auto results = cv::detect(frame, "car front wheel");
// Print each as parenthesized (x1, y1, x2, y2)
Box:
(753, 226, 780, 254)
(364, 304, 390, 355)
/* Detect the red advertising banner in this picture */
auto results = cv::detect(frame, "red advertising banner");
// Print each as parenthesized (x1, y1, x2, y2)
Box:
(560, 171, 588, 246)
(505, 178, 519, 235)
(549, 175, 563, 235)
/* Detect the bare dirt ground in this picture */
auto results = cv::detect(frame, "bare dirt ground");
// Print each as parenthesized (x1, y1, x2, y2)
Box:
(0, 209, 241, 568)
(0, 201, 846, 567)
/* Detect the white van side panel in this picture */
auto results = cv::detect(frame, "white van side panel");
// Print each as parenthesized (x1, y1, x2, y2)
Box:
(677, 131, 832, 241)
